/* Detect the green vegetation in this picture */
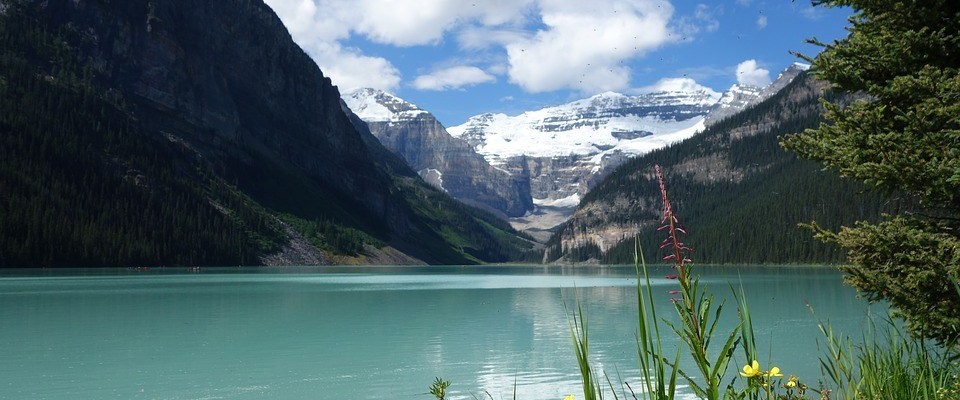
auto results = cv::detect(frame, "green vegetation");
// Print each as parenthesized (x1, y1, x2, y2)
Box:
(781, 0, 960, 346)
(0, 2, 533, 267)
(547, 73, 892, 265)
(386, 175, 536, 264)
(281, 215, 373, 256)
(0, 6, 285, 267)
(429, 377, 451, 400)
(818, 317, 959, 400)
(426, 161, 956, 399)
(564, 165, 958, 400)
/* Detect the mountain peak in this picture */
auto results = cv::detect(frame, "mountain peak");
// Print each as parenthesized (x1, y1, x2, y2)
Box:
(704, 63, 807, 126)
(590, 91, 626, 99)
(343, 88, 427, 122)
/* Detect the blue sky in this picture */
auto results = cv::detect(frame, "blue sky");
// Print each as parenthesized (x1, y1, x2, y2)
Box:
(264, 0, 852, 126)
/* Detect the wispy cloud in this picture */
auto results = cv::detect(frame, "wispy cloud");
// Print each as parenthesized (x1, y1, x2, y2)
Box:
(457, 27, 531, 50)
(412, 66, 496, 91)
(675, 3, 722, 40)
(796, 3, 825, 20)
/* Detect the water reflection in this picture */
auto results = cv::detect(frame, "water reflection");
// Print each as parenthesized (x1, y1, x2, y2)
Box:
(0, 266, 873, 400)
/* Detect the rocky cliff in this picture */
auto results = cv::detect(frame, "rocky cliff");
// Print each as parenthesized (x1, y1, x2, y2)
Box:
(343, 89, 533, 218)
(446, 66, 808, 238)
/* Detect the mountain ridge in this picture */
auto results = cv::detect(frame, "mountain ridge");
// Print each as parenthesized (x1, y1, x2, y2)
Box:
(544, 71, 892, 264)
(0, 0, 533, 267)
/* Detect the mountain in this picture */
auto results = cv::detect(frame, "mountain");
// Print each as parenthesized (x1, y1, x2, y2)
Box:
(342, 88, 533, 218)
(446, 88, 716, 239)
(0, 0, 534, 267)
(447, 65, 809, 240)
(543, 72, 893, 264)
(705, 63, 810, 125)
(448, 90, 718, 195)
(705, 84, 763, 125)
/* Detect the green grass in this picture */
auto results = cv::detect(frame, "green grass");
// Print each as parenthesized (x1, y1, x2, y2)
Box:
(818, 316, 959, 400)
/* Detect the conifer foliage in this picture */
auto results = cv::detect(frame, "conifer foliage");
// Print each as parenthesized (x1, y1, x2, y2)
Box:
(781, 0, 960, 346)
(546, 73, 892, 265)
(0, 1, 533, 267)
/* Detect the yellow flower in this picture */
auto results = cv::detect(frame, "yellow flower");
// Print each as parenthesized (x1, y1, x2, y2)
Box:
(740, 360, 761, 378)
(785, 375, 799, 389)
(564, 396, 575, 400)
(765, 366, 783, 378)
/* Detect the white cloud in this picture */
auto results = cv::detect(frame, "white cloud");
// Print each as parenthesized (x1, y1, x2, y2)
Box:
(412, 66, 496, 91)
(736, 59, 772, 86)
(336, 0, 537, 46)
(263, 0, 539, 90)
(635, 77, 720, 97)
(506, 0, 675, 93)
(263, 0, 401, 91)
(756, 15, 768, 29)
(263, 0, 710, 95)
(457, 27, 531, 50)
(675, 4, 721, 40)
(310, 43, 402, 92)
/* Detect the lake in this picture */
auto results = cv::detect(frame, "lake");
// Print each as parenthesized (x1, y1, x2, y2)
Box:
(0, 265, 877, 400)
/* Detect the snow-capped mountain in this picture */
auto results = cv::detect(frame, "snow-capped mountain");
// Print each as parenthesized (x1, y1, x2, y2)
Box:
(443, 89, 719, 238)
(706, 63, 810, 125)
(343, 89, 533, 218)
(343, 88, 428, 123)
(448, 89, 718, 209)
(450, 90, 718, 163)
(705, 84, 764, 125)
(343, 64, 807, 239)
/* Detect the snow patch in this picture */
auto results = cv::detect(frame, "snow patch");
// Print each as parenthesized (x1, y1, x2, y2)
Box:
(342, 88, 428, 122)
(419, 168, 447, 192)
(611, 118, 706, 155)
(449, 91, 711, 163)
(533, 193, 581, 208)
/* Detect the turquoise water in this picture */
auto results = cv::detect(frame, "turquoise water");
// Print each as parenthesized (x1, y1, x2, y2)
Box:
(0, 266, 876, 399)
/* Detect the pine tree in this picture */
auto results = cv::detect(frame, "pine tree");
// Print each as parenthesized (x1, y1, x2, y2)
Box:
(781, 0, 960, 346)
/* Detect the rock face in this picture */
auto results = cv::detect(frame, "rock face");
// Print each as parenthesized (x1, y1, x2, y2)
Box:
(447, 90, 716, 234)
(449, 91, 718, 202)
(343, 89, 533, 217)
(1, 0, 531, 265)
(55, 0, 391, 214)
(706, 63, 811, 126)
(443, 66, 808, 236)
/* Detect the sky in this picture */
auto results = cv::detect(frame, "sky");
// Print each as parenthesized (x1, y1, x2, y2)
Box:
(262, 0, 853, 127)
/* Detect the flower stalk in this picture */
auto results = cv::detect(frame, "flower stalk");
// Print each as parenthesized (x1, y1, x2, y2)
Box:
(655, 165, 741, 400)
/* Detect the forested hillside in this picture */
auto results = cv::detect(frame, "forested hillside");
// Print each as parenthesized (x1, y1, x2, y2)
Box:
(545, 73, 896, 264)
(0, 0, 533, 267)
